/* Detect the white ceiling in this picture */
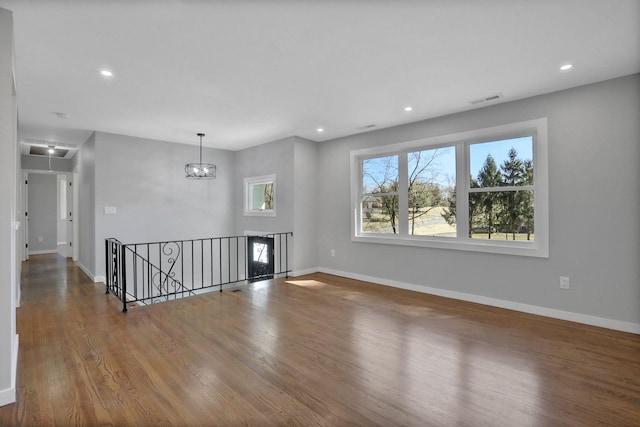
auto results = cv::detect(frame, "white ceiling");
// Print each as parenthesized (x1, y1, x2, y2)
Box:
(2, 0, 639, 151)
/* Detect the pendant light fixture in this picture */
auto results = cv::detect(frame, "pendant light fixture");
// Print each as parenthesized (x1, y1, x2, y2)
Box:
(185, 133, 216, 179)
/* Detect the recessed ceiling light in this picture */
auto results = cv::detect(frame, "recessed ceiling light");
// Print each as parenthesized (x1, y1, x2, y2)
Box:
(317, 127, 324, 133)
(560, 64, 573, 71)
(100, 70, 113, 77)
(404, 106, 413, 112)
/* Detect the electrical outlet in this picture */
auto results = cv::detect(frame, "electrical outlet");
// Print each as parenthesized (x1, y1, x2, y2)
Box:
(560, 276, 570, 290)
(330, 249, 336, 257)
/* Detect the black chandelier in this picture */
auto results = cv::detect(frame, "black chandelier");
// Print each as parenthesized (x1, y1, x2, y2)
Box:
(185, 133, 216, 179)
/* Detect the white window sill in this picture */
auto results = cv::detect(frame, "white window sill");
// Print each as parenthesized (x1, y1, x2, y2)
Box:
(244, 210, 276, 217)
(352, 234, 548, 258)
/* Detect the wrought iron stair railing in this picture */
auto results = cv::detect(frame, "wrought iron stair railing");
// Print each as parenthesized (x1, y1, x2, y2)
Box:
(105, 232, 292, 312)
(128, 244, 196, 304)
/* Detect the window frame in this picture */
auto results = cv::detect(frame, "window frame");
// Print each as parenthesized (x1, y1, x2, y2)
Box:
(360, 154, 400, 234)
(350, 118, 548, 257)
(244, 174, 276, 217)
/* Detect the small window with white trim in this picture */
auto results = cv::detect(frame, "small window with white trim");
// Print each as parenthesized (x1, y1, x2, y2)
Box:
(351, 119, 548, 257)
(244, 174, 276, 216)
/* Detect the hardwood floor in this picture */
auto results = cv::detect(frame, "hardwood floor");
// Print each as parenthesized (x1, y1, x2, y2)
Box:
(1, 254, 639, 426)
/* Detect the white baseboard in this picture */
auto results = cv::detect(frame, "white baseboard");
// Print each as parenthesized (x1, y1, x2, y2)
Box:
(12, 334, 18, 389)
(76, 261, 104, 284)
(0, 386, 15, 407)
(290, 267, 318, 277)
(28, 249, 57, 255)
(76, 261, 96, 282)
(318, 267, 640, 334)
(0, 334, 18, 407)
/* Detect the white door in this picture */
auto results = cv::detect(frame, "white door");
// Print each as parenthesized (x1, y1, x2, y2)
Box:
(72, 171, 79, 261)
(23, 172, 29, 261)
(57, 174, 68, 257)
(66, 176, 73, 257)
(56, 173, 74, 258)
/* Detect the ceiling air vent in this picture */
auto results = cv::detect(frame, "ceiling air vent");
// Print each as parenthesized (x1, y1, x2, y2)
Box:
(469, 93, 503, 105)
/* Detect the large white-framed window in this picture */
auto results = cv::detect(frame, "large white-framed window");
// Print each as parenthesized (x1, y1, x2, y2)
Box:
(351, 118, 548, 257)
(244, 174, 276, 217)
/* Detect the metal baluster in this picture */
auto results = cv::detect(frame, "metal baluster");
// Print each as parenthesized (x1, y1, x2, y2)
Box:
(210, 238, 213, 288)
(201, 238, 205, 288)
(105, 240, 110, 294)
(121, 244, 128, 312)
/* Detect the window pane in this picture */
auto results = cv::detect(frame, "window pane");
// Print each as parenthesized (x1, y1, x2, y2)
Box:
(362, 195, 399, 234)
(470, 137, 533, 188)
(245, 174, 276, 216)
(253, 243, 269, 263)
(407, 147, 456, 237)
(363, 155, 398, 194)
(250, 182, 274, 210)
(470, 190, 534, 240)
(251, 183, 266, 210)
(263, 183, 274, 209)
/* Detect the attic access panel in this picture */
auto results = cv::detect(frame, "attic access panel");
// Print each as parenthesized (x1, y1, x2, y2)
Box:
(29, 146, 69, 158)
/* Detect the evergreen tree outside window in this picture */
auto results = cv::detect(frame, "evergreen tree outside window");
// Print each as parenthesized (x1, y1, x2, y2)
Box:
(466, 138, 534, 241)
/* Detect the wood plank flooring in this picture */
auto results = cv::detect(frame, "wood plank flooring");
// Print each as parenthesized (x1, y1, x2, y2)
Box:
(1, 254, 639, 426)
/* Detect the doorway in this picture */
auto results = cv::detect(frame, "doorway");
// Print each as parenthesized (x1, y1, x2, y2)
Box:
(24, 171, 74, 259)
(247, 235, 274, 282)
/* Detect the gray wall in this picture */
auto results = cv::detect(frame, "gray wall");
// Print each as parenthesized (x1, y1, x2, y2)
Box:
(77, 133, 96, 275)
(92, 132, 235, 279)
(234, 136, 318, 273)
(234, 136, 295, 235)
(293, 138, 318, 273)
(316, 74, 640, 328)
(21, 155, 73, 172)
(0, 6, 18, 406)
(27, 173, 57, 253)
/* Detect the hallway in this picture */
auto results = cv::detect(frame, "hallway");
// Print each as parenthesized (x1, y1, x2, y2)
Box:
(1, 254, 640, 425)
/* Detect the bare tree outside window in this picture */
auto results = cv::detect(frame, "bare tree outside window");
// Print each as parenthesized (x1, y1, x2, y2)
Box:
(362, 155, 399, 233)
(408, 147, 456, 237)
